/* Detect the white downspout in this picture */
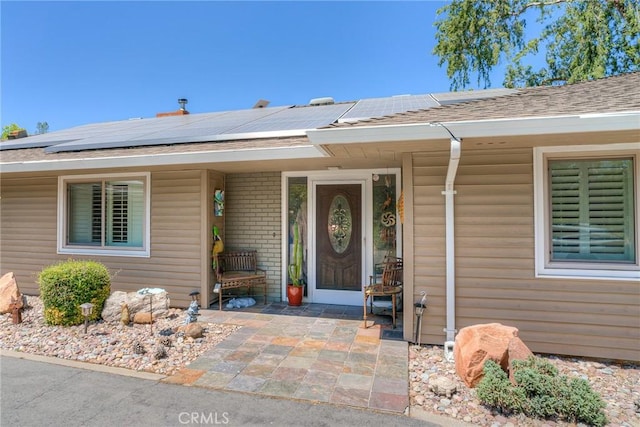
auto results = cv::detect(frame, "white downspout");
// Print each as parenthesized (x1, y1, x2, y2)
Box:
(442, 137, 461, 349)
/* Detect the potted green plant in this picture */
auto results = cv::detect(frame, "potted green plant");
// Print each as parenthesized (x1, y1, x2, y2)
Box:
(287, 221, 304, 306)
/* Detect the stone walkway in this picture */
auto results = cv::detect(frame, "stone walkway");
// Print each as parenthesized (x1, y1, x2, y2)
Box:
(163, 303, 409, 414)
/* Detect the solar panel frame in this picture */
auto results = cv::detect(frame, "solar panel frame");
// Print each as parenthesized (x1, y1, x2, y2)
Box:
(339, 95, 439, 122)
(224, 103, 355, 134)
(432, 88, 517, 105)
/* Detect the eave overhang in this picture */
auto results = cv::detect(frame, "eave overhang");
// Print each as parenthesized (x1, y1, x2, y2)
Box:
(306, 112, 640, 145)
(0, 145, 330, 174)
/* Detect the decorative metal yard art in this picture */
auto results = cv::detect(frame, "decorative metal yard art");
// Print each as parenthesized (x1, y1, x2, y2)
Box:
(9, 296, 23, 324)
(184, 290, 200, 324)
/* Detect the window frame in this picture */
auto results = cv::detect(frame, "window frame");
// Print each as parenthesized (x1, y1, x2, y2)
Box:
(534, 144, 639, 280)
(58, 172, 151, 257)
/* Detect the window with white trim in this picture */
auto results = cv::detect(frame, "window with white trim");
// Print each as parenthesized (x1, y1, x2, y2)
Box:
(535, 145, 639, 280)
(59, 173, 150, 257)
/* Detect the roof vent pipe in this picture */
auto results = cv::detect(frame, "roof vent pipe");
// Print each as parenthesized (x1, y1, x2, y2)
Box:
(178, 98, 188, 111)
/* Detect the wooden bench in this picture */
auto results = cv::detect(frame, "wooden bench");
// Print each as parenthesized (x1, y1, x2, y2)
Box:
(213, 250, 267, 310)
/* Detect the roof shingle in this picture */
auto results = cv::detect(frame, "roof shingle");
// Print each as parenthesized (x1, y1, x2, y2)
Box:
(323, 72, 640, 129)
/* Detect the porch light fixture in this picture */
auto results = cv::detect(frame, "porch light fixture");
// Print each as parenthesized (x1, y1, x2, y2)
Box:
(80, 303, 94, 334)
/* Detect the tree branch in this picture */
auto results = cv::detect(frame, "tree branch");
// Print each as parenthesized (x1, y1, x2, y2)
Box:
(512, 0, 567, 16)
(606, 0, 627, 16)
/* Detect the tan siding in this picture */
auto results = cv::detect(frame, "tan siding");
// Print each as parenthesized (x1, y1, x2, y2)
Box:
(0, 177, 59, 291)
(0, 170, 206, 308)
(145, 170, 202, 307)
(411, 147, 640, 360)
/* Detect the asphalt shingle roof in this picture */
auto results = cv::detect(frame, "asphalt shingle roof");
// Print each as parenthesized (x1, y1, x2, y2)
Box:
(323, 72, 640, 129)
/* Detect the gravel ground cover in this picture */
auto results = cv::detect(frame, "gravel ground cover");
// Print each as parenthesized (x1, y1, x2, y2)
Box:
(410, 345, 640, 427)
(0, 296, 239, 376)
(1, 296, 638, 426)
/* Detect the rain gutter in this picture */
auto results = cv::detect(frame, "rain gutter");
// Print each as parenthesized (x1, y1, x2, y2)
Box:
(306, 112, 640, 145)
(0, 145, 329, 174)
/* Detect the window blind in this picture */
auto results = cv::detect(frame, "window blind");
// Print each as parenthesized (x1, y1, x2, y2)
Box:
(550, 158, 635, 263)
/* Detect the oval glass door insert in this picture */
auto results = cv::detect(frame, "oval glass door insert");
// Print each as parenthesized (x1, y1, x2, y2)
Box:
(328, 195, 352, 253)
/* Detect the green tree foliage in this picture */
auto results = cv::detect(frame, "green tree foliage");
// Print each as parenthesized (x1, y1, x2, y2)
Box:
(434, 0, 640, 89)
(1, 123, 25, 140)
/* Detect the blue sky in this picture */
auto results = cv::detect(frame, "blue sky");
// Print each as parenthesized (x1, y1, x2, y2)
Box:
(2, 1, 504, 133)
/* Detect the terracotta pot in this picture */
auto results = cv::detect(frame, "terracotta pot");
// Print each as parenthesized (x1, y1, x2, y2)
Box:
(286, 284, 303, 306)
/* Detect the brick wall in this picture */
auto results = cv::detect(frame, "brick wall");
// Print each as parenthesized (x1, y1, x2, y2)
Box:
(224, 172, 282, 302)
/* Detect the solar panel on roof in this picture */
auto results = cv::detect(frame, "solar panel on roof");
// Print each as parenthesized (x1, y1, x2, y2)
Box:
(226, 103, 355, 134)
(0, 121, 124, 151)
(45, 107, 290, 153)
(339, 95, 439, 122)
(3, 87, 520, 155)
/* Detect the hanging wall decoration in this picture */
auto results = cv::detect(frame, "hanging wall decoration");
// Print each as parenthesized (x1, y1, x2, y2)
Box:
(214, 190, 225, 216)
(377, 175, 396, 248)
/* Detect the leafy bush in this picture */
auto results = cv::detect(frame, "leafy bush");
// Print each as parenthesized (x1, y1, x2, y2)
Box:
(38, 260, 111, 326)
(476, 356, 607, 427)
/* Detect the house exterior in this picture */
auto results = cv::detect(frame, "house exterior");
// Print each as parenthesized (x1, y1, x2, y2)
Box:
(1, 73, 638, 361)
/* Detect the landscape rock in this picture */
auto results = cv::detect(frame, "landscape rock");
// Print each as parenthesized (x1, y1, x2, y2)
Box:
(177, 322, 204, 339)
(120, 304, 130, 325)
(102, 289, 170, 322)
(454, 323, 532, 388)
(133, 312, 153, 324)
(0, 272, 23, 314)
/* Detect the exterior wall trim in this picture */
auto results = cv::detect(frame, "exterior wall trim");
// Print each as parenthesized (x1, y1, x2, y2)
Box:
(533, 142, 640, 280)
(56, 171, 152, 258)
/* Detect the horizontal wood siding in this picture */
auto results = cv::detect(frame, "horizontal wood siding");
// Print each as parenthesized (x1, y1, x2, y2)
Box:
(0, 177, 60, 289)
(411, 150, 449, 344)
(133, 170, 202, 308)
(0, 171, 204, 308)
(412, 148, 640, 361)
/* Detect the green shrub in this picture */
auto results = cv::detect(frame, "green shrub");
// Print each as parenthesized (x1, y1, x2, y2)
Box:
(38, 259, 111, 326)
(476, 356, 607, 427)
(476, 358, 527, 413)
